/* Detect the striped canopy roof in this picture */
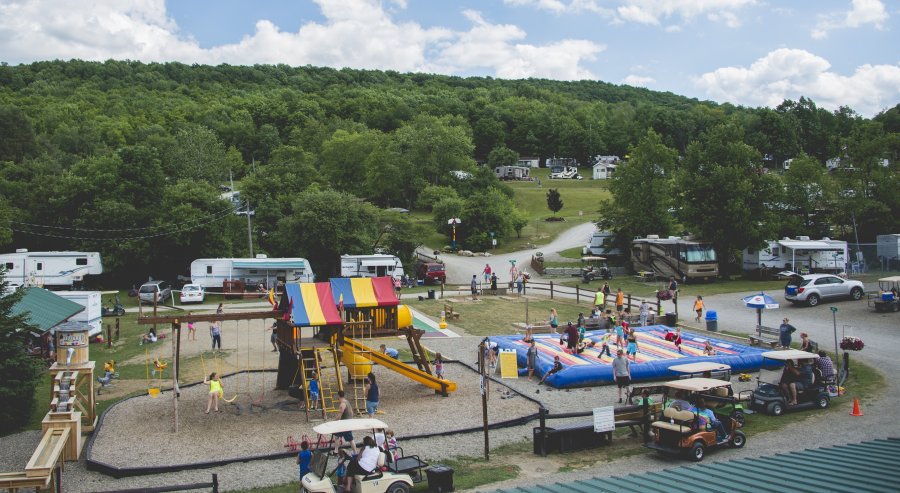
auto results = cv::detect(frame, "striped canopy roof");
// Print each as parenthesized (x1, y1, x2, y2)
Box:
(284, 282, 343, 327)
(329, 277, 398, 309)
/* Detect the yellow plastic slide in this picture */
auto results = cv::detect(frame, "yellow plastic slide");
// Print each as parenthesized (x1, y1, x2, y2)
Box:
(341, 338, 457, 393)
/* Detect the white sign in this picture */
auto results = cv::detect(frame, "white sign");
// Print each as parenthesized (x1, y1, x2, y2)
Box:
(593, 406, 615, 433)
(492, 239, 497, 246)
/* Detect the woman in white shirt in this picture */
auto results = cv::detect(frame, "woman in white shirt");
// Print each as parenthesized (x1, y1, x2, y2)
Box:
(345, 436, 380, 492)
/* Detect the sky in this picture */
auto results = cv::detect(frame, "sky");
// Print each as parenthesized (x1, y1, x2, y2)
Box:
(0, 0, 897, 117)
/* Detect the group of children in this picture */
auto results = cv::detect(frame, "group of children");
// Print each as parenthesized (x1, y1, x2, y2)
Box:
(296, 428, 402, 490)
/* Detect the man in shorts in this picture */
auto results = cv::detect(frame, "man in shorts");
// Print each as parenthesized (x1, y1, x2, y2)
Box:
(612, 349, 631, 403)
(334, 391, 357, 455)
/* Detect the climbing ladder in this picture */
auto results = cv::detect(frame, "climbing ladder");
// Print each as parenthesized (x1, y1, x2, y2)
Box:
(346, 319, 373, 416)
(296, 346, 343, 422)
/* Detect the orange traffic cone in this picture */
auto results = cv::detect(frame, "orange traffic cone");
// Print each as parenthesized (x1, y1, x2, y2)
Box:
(850, 397, 864, 416)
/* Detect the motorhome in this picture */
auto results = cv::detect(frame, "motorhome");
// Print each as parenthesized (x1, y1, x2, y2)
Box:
(583, 231, 623, 256)
(546, 157, 581, 179)
(340, 254, 405, 280)
(743, 237, 848, 277)
(0, 249, 103, 291)
(190, 255, 315, 290)
(55, 291, 103, 336)
(631, 236, 718, 282)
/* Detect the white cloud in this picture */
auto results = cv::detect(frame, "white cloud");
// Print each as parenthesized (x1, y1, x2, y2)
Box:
(695, 48, 900, 117)
(503, 0, 615, 17)
(505, 0, 756, 27)
(812, 0, 889, 39)
(0, 0, 602, 80)
(622, 74, 655, 86)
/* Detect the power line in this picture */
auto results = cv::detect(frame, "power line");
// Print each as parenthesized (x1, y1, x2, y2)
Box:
(11, 208, 236, 241)
(10, 204, 237, 231)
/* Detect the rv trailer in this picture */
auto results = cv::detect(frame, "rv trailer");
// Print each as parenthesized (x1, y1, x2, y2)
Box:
(743, 237, 848, 278)
(0, 249, 103, 291)
(631, 236, 718, 282)
(190, 255, 315, 290)
(340, 254, 405, 280)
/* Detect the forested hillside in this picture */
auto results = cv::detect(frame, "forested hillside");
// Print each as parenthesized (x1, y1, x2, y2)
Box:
(0, 60, 897, 281)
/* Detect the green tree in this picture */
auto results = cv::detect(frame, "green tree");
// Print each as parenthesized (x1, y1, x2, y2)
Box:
(460, 188, 518, 250)
(676, 121, 779, 275)
(486, 146, 518, 168)
(601, 130, 677, 253)
(0, 271, 43, 434)
(546, 188, 563, 216)
(416, 185, 459, 211)
(163, 125, 230, 184)
(275, 188, 380, 277)
(0, 105, 38, 163)
(779, 154, 834, 238)
(0, 198, 11, 246)
(511, 208, 528, 239)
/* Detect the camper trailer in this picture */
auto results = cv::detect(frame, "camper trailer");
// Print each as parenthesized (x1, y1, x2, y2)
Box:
(0, 249, 103, 291)
(190, 255, 315, 290)
(583, 231, 623, 256)
(493, 165, 531, 181)
(55, 291, 103, 336)
(340, 254, 405, 280)
(631, 236, 718, 282)
(743, 237, 848, 277)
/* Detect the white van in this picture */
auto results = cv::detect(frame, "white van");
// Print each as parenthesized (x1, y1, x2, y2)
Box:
(340, 254, 405, 280)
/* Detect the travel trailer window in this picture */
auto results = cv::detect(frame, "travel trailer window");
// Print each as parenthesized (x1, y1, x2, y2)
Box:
(772, 247, 779, 256)
(206, 265, 213, 274)
(36, 262, 43, 270)
(4, 262, 12, 270)
(684, 245, 716, 262)
(76, 258, 88, 265)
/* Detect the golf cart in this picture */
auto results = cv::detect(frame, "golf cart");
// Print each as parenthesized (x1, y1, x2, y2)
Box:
(301, 419, 426, 493)
(580, 256, 612, 282)
(666, 363, 749, 426)
(869, 276, 900, 313)
(644, 378, 746, 461)
(749, 349, 830, 416)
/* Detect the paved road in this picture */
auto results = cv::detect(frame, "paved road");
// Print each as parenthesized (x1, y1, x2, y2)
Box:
(428, 221, 596, 285)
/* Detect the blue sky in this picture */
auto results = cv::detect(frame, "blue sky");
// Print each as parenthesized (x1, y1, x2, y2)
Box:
(0, 0, 897, 116)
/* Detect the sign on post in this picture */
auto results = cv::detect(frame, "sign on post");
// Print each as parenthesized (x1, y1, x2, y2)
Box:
(499, 349, 518, 379)
(593, 406, 615, 433)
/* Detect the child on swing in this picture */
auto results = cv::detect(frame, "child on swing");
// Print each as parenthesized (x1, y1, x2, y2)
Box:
(204, 372, 223, 414)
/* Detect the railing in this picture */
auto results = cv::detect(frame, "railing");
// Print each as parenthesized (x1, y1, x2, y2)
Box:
(94, 474, 218, 493)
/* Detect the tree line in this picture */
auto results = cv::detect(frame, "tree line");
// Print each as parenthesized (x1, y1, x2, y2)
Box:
(0, 60, 897, 282)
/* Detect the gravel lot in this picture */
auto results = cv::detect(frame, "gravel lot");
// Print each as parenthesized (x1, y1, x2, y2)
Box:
(1, 287, 896, 492)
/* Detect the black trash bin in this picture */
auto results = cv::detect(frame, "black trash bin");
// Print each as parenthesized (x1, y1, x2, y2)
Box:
(428, 289, 436, 300)
(665, 312, 677, 327)
(705, 310, 718, 332)
(426, 464, 454, 492)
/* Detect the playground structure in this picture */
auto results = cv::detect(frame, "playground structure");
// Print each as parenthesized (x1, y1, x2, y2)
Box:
(135, 276, 457, 430)
(493, 326, 775, 388)
(1, 322, 95, 492)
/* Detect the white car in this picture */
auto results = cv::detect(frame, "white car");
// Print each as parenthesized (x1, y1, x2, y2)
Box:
(784, 273, 865, 307)
(179, 284, 205, 304)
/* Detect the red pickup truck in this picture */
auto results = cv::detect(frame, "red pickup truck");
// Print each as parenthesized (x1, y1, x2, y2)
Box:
(417, 262, 446, 284)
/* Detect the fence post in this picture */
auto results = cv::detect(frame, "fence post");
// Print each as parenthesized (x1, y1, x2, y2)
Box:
(440, 282, 444, 298)
(539, 407, 548, 457)
(550, 281, 554, 300)
(212, 473, 219, 493)
(106, 324, 111, 348)
(627, 294, 632, 312)
(576, 284, 580, 304)
(115, 318, 120, 341)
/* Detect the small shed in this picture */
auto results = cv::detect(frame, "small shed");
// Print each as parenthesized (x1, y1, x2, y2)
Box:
(592, 155, 621, 180)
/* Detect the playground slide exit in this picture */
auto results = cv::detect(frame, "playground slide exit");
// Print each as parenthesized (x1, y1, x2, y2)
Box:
(341, 338, 458, 393)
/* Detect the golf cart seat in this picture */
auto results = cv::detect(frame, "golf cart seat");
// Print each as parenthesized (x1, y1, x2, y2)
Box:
(357, 452, 387, 482)
(652, 408, 696, 434)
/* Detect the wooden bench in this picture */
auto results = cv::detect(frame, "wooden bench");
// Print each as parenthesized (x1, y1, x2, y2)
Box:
(749, 325, 780, 347)
(533, 403, 662, 454)
(443, 304, 460, 320)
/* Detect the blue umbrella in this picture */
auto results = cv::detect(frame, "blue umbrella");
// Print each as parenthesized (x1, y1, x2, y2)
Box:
(742, 292, 780, 331)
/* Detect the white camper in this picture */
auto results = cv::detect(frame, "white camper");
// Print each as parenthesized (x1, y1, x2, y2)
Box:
(55, 291, 103, 336)
(583, 231, 623, 256)
(0, 249, 103, 291)
(743, 237, 848, 276)
(340, 254, 405, 280)
(190, 255, 315, 290)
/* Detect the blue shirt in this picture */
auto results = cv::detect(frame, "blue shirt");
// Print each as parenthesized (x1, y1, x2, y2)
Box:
(298, 449, 312, 477)
(309, 379, 319, 394)
(384, 347, 399, 358)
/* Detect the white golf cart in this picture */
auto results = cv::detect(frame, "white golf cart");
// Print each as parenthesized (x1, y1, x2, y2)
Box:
(301, 419, 426, 493)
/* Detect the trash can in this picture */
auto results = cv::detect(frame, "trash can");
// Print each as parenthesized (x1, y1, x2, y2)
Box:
(705, 310, 718, 332)
(426, 464, 455, 492)
(665, 312, 677, 327)
(428, 289, 436, 300)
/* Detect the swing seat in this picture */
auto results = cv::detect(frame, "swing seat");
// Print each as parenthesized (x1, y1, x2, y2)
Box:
(148, 387, 160, 398)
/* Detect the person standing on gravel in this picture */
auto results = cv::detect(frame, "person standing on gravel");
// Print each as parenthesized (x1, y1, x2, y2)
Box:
(334, 391, 357, 455)
(364, 372, 379, 418)
(471, 275, 479, 300)
(613, 349, 631, 403)
(210, 321, 222, 350)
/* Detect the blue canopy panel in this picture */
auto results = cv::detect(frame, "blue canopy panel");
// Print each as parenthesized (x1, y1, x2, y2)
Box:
(232, 260, 306, 269)
(493, 325, 776, 388)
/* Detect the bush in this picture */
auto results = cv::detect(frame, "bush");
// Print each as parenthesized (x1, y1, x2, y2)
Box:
(0, 272, 43, 435)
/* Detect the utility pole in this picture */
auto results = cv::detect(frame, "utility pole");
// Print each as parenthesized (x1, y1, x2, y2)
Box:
(246, 200, 253, 258)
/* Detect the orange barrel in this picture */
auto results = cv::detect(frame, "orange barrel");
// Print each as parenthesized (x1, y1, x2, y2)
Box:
(55, 322, 91, 366)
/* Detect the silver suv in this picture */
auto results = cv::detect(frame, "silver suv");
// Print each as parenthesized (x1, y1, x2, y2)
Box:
(138, 280, 172, 304)
(784, 274, 865, 307)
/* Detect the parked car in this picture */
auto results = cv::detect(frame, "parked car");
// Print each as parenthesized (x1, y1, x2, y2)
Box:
(784, 273, 865, 307)
(138, 280, 172, 304)
(179, 284, 205, 304)
(416, 262, 446, 285)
